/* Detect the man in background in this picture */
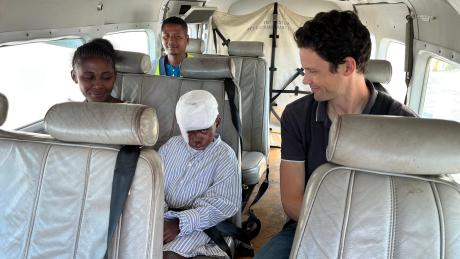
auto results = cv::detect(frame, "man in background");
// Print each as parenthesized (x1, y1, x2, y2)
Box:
(156, 16, 191, 77)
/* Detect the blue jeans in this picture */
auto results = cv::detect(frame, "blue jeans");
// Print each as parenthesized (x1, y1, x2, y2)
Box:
(254, 221, 297, 259)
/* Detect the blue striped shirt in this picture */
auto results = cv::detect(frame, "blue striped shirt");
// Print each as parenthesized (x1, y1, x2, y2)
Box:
(160, 135, 241, 258)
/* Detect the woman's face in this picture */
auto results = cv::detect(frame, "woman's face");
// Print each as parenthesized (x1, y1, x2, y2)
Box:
(71, 57, 116, 102)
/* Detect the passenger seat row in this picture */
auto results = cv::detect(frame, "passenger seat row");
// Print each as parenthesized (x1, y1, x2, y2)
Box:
(0, 95, 164, 258)
(2, 90, 460, 258)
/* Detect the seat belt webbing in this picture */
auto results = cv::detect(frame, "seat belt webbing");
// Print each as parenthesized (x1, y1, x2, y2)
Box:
(223, 78, 243, 143)
(204, 221, 255, 258)
(404, 13, 414, 104)
(104, 145, 140, 259)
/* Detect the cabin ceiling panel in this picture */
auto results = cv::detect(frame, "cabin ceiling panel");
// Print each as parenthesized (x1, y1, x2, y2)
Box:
(0, 0, 159, 34)
(104, 0, 159, 24)
(355, 3, 409, 44)
(0, 0, 103, 33)
(411, 0, 460, 53)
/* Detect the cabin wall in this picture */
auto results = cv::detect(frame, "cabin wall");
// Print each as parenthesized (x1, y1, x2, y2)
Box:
(410, 0, 460, 53)
(0, 0, 160, 33)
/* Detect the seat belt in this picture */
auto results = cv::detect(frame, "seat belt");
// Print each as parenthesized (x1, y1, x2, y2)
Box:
(204, 221, 255, 258)
(404, 13, 414, 104)
(242, 170, 268, 240)
(223, 78, 268, 240)
(223, 78, 242, 143)
(104, 145, 141, 259)
(159, 56, 167, 76)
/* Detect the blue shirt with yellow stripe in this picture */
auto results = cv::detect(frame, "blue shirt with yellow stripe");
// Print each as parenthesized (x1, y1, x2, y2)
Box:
(155, 53, 193, 77)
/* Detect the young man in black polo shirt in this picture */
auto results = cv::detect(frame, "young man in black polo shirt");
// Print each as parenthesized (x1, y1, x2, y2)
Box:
(255, 10, 416, 259)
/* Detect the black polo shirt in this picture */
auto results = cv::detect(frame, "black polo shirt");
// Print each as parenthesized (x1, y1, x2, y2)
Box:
(280, 81, 416, 181)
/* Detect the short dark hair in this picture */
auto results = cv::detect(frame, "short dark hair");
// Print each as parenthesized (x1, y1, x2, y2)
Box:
(72, 38, 117, 71)
(161, 16, 188, 34)
(294, 10, 371, 73)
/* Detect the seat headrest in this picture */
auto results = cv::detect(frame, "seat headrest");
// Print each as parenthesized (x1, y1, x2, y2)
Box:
(228, 41, 264, 57)
(327, 115, 460, 175)
(186, 38, 205, 54)
(115, 50, 152, 74)
(365, 59, 392, 84)
(44, 102, 158, 146)
(181, 57, 234, 79)
(0, 93, 8, 126)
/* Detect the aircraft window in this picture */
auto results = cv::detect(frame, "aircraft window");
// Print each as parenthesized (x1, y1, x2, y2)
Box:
(370, 34, 376, 59)
(383, 40, 407, 103)
(421, 58, 460, 122)
(104, 30, 151, 56)
(201, 23, 208, 52)
(188, 24, 198, 38)
(0, 38, 85, 130)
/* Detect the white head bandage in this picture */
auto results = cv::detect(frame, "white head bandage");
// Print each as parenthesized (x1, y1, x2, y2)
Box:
(176, 90, 219, 143)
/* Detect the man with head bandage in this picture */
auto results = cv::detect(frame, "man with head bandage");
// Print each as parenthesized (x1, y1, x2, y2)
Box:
(160, 90, 241, 259)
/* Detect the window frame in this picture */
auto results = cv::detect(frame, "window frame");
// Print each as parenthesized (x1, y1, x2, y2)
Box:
(419, 55, 460, 121)
(0, 37, 85, 131)
(103, 29, 158, 66)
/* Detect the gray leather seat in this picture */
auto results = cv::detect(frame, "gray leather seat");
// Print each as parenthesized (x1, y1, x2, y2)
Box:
(228, 41, 269, 186)
(112, 50, 153, 101)
(115, 50, 153, 74)
(290, 115, 460, 258)
(0, 92, 7, 126)
(366, 59, 392, 94)
(366, 59, 392, 84)
(112, 56, 241, 255)
(112, 56, 241, 157)
(186, 38, 205, 56)
(0, 102, 164, 259)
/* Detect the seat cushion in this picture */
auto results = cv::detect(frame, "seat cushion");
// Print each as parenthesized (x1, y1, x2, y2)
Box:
(242, 151, 267, 185)
(290, 163, 460, 259)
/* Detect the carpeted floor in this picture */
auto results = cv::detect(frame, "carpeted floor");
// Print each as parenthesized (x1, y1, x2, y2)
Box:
(238, 148, 287, 258)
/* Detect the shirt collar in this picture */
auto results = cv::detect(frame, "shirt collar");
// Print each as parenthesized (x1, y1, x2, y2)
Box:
(315, 80, 377, 124)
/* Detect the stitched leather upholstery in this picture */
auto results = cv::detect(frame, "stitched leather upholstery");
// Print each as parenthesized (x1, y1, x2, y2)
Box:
(115, 50, 152, 74)
(186, 38, 205, 55)
(0, 102, 164, 259)
(229, 41, 268, 185)
(290, 115, 460, 259)
(112, 57, 241, 157)
(366, 60, 392, 84)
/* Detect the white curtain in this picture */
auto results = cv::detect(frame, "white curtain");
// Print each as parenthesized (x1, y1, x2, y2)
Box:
(210, 3, 311, 145)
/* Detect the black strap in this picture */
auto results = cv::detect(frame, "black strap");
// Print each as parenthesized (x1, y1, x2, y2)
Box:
(204, 221, 255, 258)
(270, 68, 305, 103)
(159, 56, 166, 76)
(104, 145, 140, 259)
(242, 168, 269, 240)
(223, 78, 243, 143)
(213, 27, 231, 46)
(204, 226, 233, 258)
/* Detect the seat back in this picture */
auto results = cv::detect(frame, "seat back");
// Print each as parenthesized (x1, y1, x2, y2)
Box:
(290, 115, 460, 258)
(113, 50, 153, 97)
(228, 41, 269, 157)
(186, 38, 205, 56)
(0, 102, 163, 259)
(112, 57, 241, 156)
(366, 59, 392, 93)
(0, 92, 7, 126)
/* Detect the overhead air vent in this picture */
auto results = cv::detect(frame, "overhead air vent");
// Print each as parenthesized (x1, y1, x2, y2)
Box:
(164, 1, 205, 19)
(182, 7, 217, 23)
